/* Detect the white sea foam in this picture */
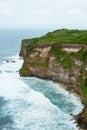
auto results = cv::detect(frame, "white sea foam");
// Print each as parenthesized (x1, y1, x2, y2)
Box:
(0, 55, 83, 130)
(1, 55, 23, 73)
(49, 81, 84, 115)
(22, 76, 84, 115)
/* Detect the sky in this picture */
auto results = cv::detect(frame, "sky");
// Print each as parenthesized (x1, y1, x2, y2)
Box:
(0, 0, 87, 29)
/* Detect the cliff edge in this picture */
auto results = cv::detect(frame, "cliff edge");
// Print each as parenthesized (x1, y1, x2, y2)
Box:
(19, 29, 87, 129)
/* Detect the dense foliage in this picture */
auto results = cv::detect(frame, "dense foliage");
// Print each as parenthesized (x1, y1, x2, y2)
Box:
(23, 29, 87, 44)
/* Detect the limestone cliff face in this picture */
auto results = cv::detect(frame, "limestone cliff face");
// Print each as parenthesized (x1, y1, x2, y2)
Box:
(19, 42, 87, 96)
(19, 41, 87, 129)
(76, 107, 87, 129)
(19, 29, 87, 130)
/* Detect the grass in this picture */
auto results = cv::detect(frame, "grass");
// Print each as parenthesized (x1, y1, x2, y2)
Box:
(61, 56, 74, 69)
(29, 62, 48, 68)
(50, 44, 74, 69)
(50, 45, 67, 60)
(20, 64, 28, 73)
(26, 44, 35, 56)
(21, 28, 87, 102)
(23, 29, 87, 44)
(82, 78, 87, 102)
(74, 48, 87, 61)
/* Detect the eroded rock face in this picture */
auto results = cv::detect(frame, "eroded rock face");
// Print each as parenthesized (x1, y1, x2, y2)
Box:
(19, 42, 87, 130)
(19, 43, 86, 95)
(48, 56, 76, 85)
(76, 107, 87, 130)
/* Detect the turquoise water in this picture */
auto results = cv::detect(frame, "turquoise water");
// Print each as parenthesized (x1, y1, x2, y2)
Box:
(0, 29, 83, 130)
(0, 29, 48, 61)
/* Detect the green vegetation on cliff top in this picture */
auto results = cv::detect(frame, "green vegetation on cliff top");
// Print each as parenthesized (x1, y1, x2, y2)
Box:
(21, 29, 87, 104)
(22, 29, 87, 44)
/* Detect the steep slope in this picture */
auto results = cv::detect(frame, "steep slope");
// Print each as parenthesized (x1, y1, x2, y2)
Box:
(19, 29, 87, 129)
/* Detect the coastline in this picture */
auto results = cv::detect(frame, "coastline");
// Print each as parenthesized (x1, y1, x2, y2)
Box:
(54, 80, 86, 130)
(19, 56, 85, 129)
(41, 78, 85, 130)
(12, 56, 86, 129)
(26, 75, 84, 129)
(19, 29, 87, 130)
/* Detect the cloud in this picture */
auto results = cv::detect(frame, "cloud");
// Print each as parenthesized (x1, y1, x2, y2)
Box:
(0, 1, 13, 16)
(0, 9, 13, 16)
(32, 9, 51, 15)
(68, 9, 83, 15)
(23, 19, 49, 25)
(0, 0, 87, 29)
(0, 1, 12, 8)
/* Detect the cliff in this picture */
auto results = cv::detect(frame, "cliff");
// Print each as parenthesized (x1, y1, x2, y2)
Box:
(19, 29, 87, 129)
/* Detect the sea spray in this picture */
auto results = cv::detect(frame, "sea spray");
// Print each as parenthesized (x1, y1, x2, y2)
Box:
(0, 56, 84, 130)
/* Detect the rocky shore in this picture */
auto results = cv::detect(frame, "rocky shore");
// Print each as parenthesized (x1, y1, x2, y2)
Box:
(19, 29, 87, 130)
(75, 107, 87, 130)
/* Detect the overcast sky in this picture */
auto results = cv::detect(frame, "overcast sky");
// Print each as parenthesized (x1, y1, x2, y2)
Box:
(0, 0, 87, 29)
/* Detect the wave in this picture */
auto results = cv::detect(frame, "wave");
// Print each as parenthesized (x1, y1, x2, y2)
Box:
(0, 55, 83, 130)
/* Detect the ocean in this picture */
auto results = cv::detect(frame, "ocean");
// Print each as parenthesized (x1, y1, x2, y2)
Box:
(0, 29, 84, 130)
